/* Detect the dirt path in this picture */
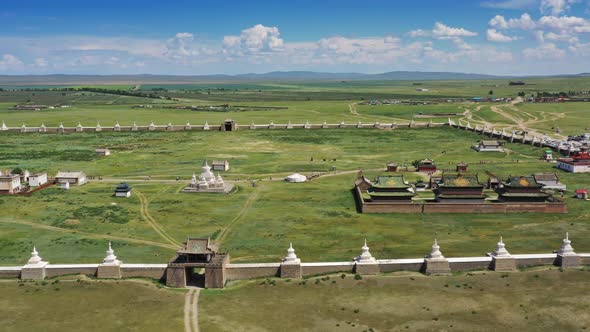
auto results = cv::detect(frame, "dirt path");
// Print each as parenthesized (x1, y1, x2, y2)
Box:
(0, 217, 177, 250)
(184, 288, 200, 332)
(216, 189, 260, 244)
(134, 189, 182, 246)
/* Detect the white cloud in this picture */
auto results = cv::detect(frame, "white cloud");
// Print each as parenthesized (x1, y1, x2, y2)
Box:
(489, 13, 536, 30)
(540, 0, 578, 15)
(487, 29, 520, 42)
(537, 15, 590, 32)
(545, 31, 579, 43)
(223, 24, 284, 54)
(432, 22, 478, 39)
(523, 42, 566, 59)
(33, 57, 48, 67)
(408, 29, 430, 37)
(481, 0, 536, 9)
(0, 54, 24, 70)
(165, 32, 196, 59)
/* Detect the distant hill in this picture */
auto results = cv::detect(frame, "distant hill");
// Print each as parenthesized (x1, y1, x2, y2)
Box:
(0, 70, 585, 86)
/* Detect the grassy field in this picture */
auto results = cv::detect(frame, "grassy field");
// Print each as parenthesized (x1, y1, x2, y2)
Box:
(0, 278, 185, 331)
(1, 127, 589, 265)
(200, 268, 590, 331)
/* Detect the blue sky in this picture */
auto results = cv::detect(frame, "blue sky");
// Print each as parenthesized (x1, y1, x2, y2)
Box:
(1, 0, 590, 75)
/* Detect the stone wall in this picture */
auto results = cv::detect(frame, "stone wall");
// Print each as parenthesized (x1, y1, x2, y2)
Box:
(45, 264, 99, 278)
(301, 262, 355, 276)
(0, 121, 440, 134)
(360, 201, 567, 214)
(225, 263, 280, 280)
(120, 264, 167, 279)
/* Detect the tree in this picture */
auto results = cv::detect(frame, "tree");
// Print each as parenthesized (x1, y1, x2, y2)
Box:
(11, 167, 23, 175)
(488, 90, 494, 96)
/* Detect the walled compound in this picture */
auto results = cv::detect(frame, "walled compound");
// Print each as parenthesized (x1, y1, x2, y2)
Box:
(1, 234, 589, 289)
(2, 118, 586, 156)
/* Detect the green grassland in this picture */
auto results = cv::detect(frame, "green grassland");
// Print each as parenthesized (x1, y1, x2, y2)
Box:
(1, 127, 590, 265)
(201, 268, 590, 331)
(0, 278, 184, 331)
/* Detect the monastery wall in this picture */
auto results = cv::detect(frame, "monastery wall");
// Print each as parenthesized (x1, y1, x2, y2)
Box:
(360, 201, 567, 214)
(301, 262, 355, 276)
(1, 235, 585, 288)
(120, 264, 167, 279)
(225, 263, 280, 280)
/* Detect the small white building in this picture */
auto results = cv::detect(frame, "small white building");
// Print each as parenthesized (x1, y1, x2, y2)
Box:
(0, 174, 21, 194)
(557, 158, 590, 173)
(55, 171, 87, 186)
(95, 148, 111, 156)
(28, 173, 48, 187)
(211, 160, 229, 171)
(285, 173, 307, 183)
(114, 183, 132, 197)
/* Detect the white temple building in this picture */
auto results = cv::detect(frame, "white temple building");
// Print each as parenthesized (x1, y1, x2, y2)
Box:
(182, 160, 233, 193)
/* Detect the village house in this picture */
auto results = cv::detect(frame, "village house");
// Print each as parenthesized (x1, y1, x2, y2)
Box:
(556, 151, 590, 173)
(28, 173, 48, 187)
(0, 174, 22, 194)
(533, 173, 566, 191)
(473, 140, 505, 152)
(211, 160, 229, 171)
(114, 182, 132, 197)
(95, 148, 111, 156)
(55, 171, 87, 186)
(575, 189, 588, 200)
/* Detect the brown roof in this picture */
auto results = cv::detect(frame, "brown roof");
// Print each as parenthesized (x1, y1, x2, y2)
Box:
(177, 238, 217, 254)
(533, 173, 559, 182)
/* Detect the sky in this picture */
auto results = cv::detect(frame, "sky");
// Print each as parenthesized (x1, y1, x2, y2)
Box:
(1, 0, 590, 75)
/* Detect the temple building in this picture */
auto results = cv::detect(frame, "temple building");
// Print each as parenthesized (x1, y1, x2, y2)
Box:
(416, 158, 437, 174)
(182, 160, 233, 193)
(456, 162, 468, 173)
(355, 175, 416, 202)
(496, 176, 551, 202)
(533, 173, 566, 191)
(557, 151, 590, 173)
(434, 173, 486, 203)
(473, 140, 505, 152)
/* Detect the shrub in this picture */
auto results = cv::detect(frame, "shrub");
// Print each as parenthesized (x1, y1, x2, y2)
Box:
(354, 274, 362, 280)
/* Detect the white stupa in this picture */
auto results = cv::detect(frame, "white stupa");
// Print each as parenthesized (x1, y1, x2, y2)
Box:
(427, 239, 445, 260)
(26, 246, 46, 266)
(492, 236, 511, 257)
(183, 160, 230, 193)
(200, 160, 215, 182)
(355, 239, 376, 264)
(282, 243, 301, 264)
(1, 121, 7, 131)
(102, 242, 120, 265)
(558, 232, 576, 256)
